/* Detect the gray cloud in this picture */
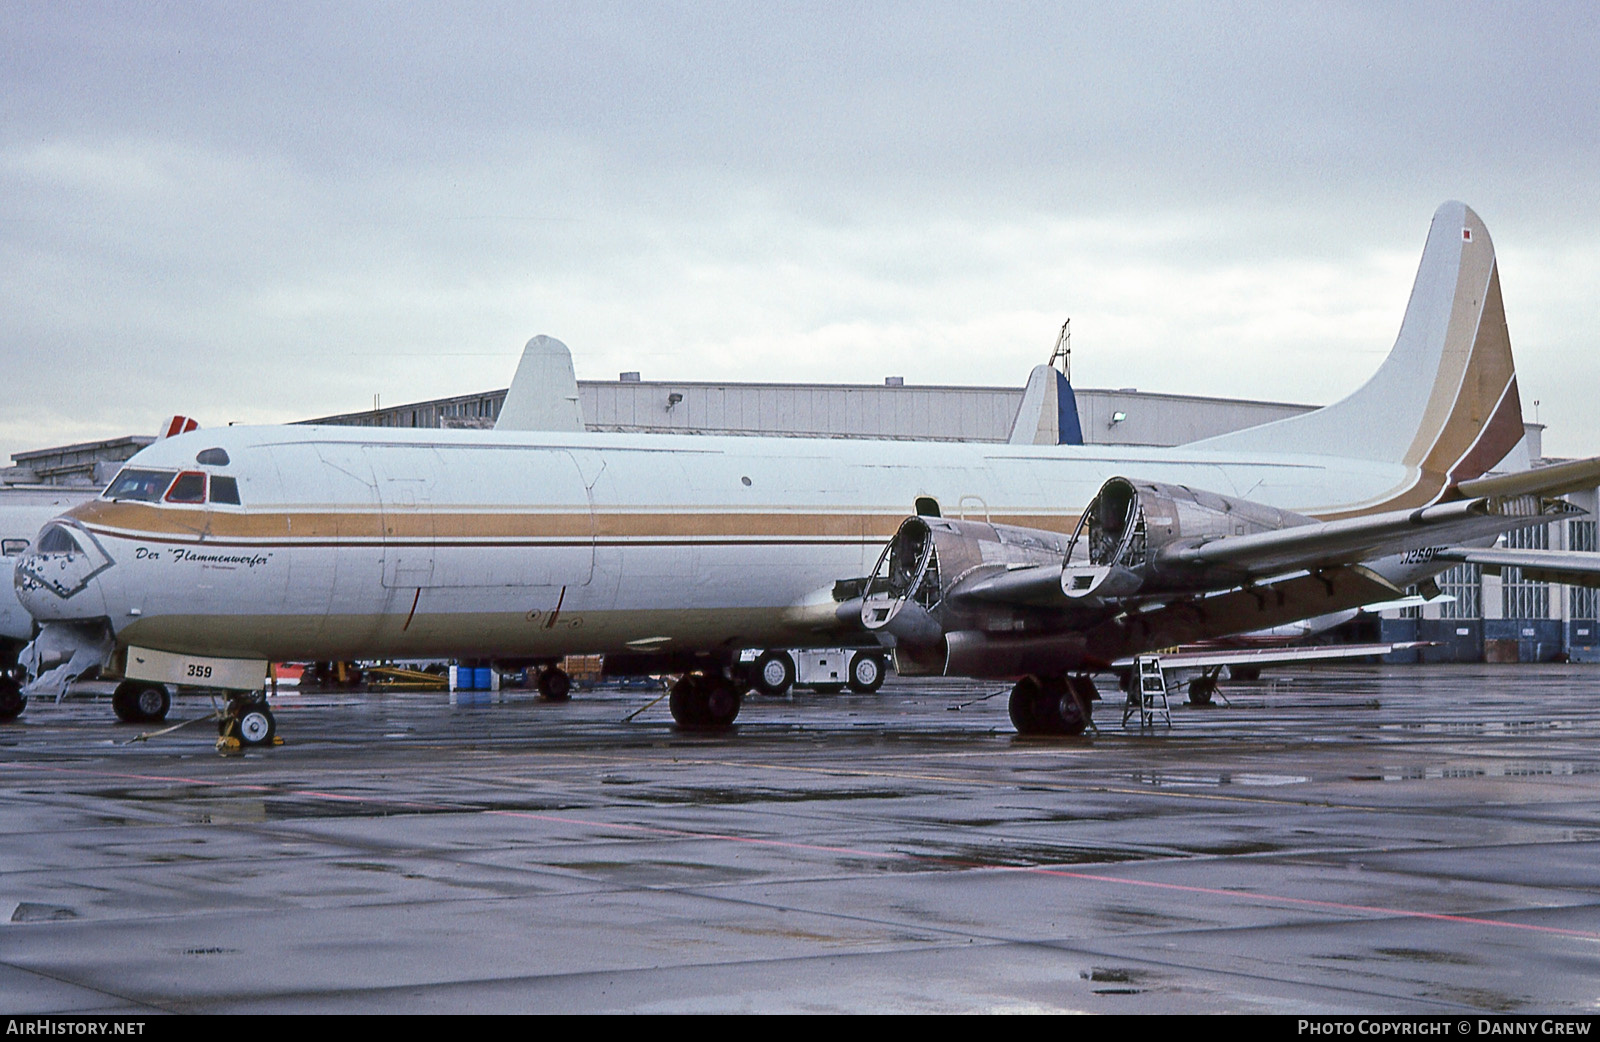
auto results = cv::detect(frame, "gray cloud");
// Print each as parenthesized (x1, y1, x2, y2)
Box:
(3, 2, 1598, 459)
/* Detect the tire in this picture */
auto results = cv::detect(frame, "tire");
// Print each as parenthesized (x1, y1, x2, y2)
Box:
(750, 651, 795, 696)
(669, 674, 741, 729)
(236, 703, 276, 746)
(669, 674, 707, 727)
(1009, 676, 1088, 736)
(1188, 676, 1217, 706)
(112, 681, 168, 723)
(1052, 684, 1089, 735)
(538, 667, 572, 702)
(847, 652, 885, 694)
(1008, 676, 1046, 734)
(134, 684, 170, 722)
(0, 679, 25, 722)
(703, 677, 742, 727)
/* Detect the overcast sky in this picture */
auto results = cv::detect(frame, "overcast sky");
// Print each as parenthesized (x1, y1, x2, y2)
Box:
(4, 2, 1597, 463)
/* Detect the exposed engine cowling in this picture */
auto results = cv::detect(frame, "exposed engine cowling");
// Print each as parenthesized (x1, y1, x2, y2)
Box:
(1070, 476, 1317, 590)
(858, 514, 1072, 651)
(858, 476, 1318, 677)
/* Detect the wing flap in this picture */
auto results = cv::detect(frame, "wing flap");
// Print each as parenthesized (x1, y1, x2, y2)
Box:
(1111, 641, 1429, 670)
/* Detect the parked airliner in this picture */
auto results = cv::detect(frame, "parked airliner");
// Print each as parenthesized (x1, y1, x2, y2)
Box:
(12, 202, 1600, 744)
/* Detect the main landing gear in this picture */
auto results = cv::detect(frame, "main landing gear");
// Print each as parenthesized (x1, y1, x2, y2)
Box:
(536, 665, 572, 702)
(1008, 674, 1096, 736)
(217, 693, 278, 749)
(668, 672, 744, 729)
(0, 677, 25, 722)
(112, 681, 171, 723)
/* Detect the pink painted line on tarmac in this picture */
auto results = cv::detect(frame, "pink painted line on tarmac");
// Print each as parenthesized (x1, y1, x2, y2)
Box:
(11, 761, 1599, 943)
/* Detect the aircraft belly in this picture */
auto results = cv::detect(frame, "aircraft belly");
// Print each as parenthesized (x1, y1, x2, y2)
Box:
(119, 606, 813, 661)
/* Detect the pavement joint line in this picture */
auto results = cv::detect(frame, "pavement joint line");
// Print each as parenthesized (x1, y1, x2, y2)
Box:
(10, 761, 1600, 947)
(645, 896, 1488, 1013)
(0, 957, 171, 1015)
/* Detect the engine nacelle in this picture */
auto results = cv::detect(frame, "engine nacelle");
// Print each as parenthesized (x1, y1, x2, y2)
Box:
(1075, 476, 1315, 581)
(857, 477, 1318, 677)
(858, 514, 1070, 645)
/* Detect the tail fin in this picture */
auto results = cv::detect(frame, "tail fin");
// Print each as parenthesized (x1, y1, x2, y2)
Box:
(495, 335, 585, 432)
(1189, 202, 1523, 503)
(158, 415, 199, 439)
(1009, 365, 1085, 445)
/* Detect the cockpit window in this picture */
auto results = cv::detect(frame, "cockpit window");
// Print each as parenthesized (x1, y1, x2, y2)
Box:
(36, 525, 82, 554)
(105, 468, 178, 502)
(165, 471, 207, 503)
(210, 476, 241, 504)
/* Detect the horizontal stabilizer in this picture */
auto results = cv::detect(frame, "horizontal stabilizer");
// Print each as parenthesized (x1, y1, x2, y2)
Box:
(1455, 454, 1600, 500)
(1434, 546, 1600, 589)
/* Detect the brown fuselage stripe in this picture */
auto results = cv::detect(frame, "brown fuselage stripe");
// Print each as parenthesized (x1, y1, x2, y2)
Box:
(68, 500, 1081, 541)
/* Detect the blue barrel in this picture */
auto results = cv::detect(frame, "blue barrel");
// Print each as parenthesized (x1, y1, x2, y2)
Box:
(474, 667, 492, 690)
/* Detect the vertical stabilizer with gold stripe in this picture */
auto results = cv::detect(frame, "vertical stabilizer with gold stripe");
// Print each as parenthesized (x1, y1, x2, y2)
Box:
(1188, 201, 1523, 514)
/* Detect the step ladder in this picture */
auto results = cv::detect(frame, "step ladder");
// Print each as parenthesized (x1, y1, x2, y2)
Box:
(1122, 655, 1172, 730)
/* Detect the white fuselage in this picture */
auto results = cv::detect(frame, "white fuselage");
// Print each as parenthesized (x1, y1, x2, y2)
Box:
(18, 425, 1435, 663)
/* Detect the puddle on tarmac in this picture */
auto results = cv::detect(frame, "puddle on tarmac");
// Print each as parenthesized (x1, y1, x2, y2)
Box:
(1372, 946, 1480, 966)
(1421, 985, 1524, 1012)
(1130, 772, 1308, 788)
(913, 842, 1153, 870)
(1385, 720, 1567, 735)
(1353, 761, 1600, 782)
(627, 786, 914, 806)
(10, 903, 77, 922)
(1081, 966, 1155, 994)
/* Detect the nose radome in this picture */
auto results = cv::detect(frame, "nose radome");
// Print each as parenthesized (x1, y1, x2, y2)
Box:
(14, 524, 113, 622)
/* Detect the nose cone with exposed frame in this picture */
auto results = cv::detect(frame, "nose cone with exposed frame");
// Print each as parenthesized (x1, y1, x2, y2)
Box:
(14, 519, 114, 623)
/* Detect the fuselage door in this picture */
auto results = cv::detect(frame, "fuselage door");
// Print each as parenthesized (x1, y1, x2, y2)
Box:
(371, 443, 595, 588)
(365, 445, 441, 589)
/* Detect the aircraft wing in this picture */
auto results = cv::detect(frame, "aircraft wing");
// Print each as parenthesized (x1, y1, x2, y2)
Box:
(1109, 641, 1430, 671)
(1156, 492, 1581, 581)
(1433, 546, 1600, 588)
(948, 490, 1582, 612)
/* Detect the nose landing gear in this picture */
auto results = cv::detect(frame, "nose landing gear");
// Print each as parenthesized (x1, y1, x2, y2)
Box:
(217, 694, 279, 750)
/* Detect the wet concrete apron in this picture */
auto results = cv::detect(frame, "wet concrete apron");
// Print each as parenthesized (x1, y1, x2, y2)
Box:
(2, 664, 1598, 1013)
